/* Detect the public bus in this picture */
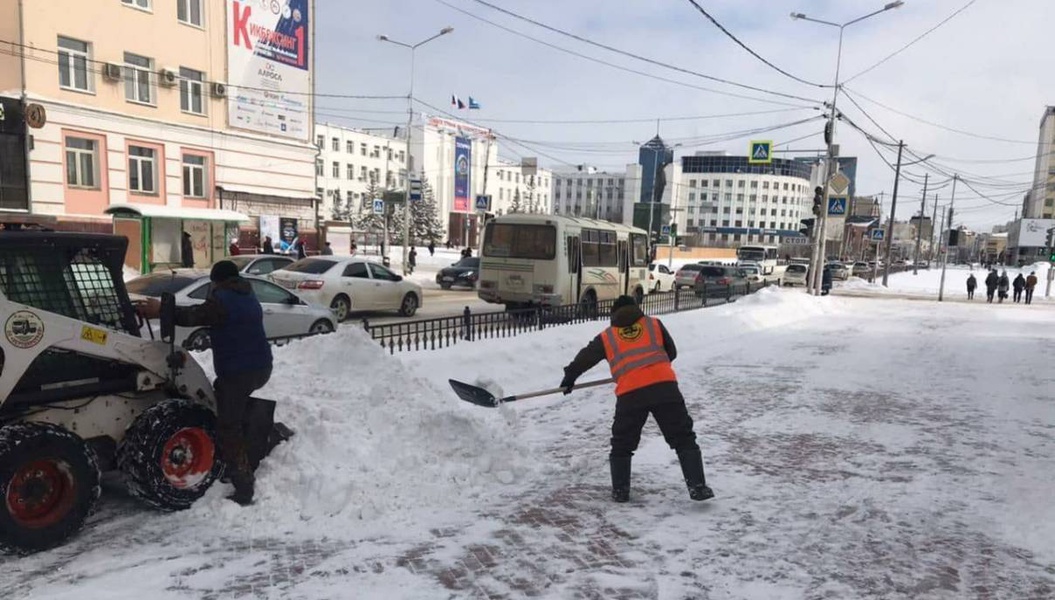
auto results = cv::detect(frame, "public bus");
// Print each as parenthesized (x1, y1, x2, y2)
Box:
(736, 244, 786, 283)
(477, 214, 651, 312)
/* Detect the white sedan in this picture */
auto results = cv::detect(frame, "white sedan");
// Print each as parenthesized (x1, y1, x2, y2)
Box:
(648, 263, 676, 293)
(126, 270, 336, 350)
(269, 257, 423, 321)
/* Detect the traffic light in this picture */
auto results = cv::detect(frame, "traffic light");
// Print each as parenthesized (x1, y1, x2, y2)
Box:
(947, 229, 959, 247)
(799, 217, 815, 239)
(812, 186, 824, 216)
(1046, 227, 1055, 250)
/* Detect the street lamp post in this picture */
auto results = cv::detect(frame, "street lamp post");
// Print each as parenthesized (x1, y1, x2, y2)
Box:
(378, 26, 454, 276)
(791, 1, 904, 295)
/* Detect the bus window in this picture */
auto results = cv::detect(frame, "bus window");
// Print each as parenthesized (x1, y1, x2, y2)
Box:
(618, 240, 628, 272)
(631, 234, 649, 267)
(582, 229, 600, 267)
(568, 236, 580, 274)
(598, 231, 617, 267)
(483, 223, 557, 260)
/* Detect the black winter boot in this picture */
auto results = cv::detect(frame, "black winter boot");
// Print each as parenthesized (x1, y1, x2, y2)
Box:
(610, 456, 631, 503)
(677, 449, 714, 502)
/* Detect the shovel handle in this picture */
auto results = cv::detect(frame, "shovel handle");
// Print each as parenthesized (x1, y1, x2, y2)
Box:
(505, 378, 615, 403)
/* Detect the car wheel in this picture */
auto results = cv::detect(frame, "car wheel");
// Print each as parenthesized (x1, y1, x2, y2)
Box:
(309, 319, 334, 335)
(440, 283, 452, 290)
(399, 293, 419, 317)
(330, 295, 351, 322)
(184, 329, 211, 351)
(653, 281, 661, 293)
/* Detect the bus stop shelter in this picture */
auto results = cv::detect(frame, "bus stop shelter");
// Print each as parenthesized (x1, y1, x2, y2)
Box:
(104, 203, 250, 274)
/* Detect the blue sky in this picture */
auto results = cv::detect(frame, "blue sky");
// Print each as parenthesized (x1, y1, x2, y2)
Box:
(315, 0, 1055, 230)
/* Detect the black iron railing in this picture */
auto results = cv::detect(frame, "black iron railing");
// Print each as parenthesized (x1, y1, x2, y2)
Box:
(364, 280, 773, 354)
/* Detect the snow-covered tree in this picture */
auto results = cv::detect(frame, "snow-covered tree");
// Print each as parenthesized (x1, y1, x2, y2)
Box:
(389, 176, 446, 244)
(509, 189, 523, 214)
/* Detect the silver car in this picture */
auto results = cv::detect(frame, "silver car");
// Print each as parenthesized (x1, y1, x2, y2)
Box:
(126, 269, 336, 350)
(223, 254, 295, 276)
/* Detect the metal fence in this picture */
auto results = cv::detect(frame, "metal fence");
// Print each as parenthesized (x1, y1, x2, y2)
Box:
(363, 280, 775, 355)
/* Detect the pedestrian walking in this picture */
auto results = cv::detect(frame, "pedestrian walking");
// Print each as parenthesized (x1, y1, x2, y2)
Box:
(821, 266, 832, 296)
(321, 242, 334, 256)
(966, 273, 977, 300)
(998, 270, 1010, 303)
(262, 236, 274, 255)
(408, 246, 417, 274)
(1025, 271, 1038, 305)
(985, 269, 998, 303)
(1012, 273, 1026, 303)
(427, 240, 436, 257)
(559, 295, 714, 503)
(295, 238, 307, 260)
(181, 231, 195, 268)
(229, 238, 240, 256)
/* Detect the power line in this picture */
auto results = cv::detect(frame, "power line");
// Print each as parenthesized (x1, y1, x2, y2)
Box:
(844, 0, 979, 84)
(464, 106, 816, 125)
(444, 0, 821, 105)
(682, 0, 824, 88)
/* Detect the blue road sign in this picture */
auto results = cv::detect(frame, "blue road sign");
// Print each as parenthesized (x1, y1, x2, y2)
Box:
(372, 198, 384, 215)
(475, 194, 492, 212)
(827, 196, 848, 216)
(870, 229, 885, 243)
(660, 224, 671, 236)
(409, 179, 423, 202)
(748, 140, 773, 164)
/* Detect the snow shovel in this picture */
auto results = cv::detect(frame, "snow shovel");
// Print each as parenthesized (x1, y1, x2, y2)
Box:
(448, 378, 614, 408)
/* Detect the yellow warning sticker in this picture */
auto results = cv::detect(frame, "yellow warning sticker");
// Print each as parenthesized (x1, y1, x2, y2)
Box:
(80, 326, 108, 346)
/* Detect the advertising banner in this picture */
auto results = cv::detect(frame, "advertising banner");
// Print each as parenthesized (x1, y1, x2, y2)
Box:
(279, 217, 299, 254)
(259, 214, 280, 246)
(454, 136, 471, 212)
(226, 0, 311, 141)
(1016, 219, 1055, 247)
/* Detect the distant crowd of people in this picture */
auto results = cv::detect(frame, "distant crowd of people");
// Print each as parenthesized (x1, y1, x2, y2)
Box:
(966, 269, 1039, 304)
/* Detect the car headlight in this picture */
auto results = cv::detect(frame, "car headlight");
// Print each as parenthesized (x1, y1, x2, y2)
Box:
(463, 271, 474, 277)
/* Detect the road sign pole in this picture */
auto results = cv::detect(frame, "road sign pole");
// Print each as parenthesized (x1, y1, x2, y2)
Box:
(939, 176, 957, 302)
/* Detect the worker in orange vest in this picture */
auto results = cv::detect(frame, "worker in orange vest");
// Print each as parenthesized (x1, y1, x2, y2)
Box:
(560, 295, 713, 503)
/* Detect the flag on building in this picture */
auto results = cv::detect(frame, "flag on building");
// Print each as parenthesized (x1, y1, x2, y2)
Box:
(451, 94, 461, 108)
(468, 97, 481, 110)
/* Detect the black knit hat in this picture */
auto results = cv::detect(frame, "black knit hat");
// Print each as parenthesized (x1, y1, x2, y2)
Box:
(210, 260, 240, 283)
(612, 295, 637, 312)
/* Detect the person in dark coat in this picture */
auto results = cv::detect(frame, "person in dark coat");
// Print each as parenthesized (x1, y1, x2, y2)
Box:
(997, 270, 1010, 303)
(966, 274, 977, 300)
(1025, 271, 1038, 305)
(320, 242, 334, 256)
(821, 266, 833, 296)
(295, 238, 307, 260)
(408, 247, 417, 274)
(560, 295, 713, 503)
(181, 232, 195, 268)
(427, 241, 435, 257)
(229, 239, 240, 256)
(262, 236, 275, 255)
(136, 261, 272, 506)
(984, 269, 998, 303)
(1012, 273, 1026, 303)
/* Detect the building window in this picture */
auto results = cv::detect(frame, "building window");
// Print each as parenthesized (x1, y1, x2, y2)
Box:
(128, 145, 158, 194)
(179, 67, 205, 115)
(332, 162, 340, 178)
(689, 179, 697, 188)
(736, 194, 744, 202)
(65, 137, 98, 189)
(182, 154, 206, 198)
(347, 164, 354, 180)
(688, 192, 696, 201)
(750, 181, 758, 189)
(738, 180, 745, 188)
(725, 179, 733, 187)
(783, 183, 789, 191)
(315, 159, 323, 177)
(316, 187, 324, 198)
(122, 0, 152, 10)
(763, 181, 770, 190)
(123, 52, 155, 105)
(316, 135, 323, 149)
(58, 36, 92, 92)
(332, 138, 339, 152)
(177, 0, 202, 26)
(345, 140, 354, 154)
(724, 193, 732, 202)
(360, 166, 367, 180)
(360, 143, 367, 156)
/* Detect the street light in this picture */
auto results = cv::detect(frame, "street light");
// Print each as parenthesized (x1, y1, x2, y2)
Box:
(790, 1, 905, 294)
(378, 26, 454, 275)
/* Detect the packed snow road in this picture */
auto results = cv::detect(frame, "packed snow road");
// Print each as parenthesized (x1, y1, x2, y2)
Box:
(3, 289, 1054, 599)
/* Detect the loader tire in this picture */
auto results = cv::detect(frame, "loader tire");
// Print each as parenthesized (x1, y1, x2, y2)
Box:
(0, 423, 101, 554)
(118, 400, 221, 511)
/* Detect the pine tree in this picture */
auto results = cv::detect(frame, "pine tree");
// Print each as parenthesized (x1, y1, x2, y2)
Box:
(352, 181, 387, 235)
(389, 175, 445, 244)
(510, 189, 523, 214)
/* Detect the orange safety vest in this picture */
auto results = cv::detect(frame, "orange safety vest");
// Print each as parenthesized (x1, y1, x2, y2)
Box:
(600, 316, 677, 396)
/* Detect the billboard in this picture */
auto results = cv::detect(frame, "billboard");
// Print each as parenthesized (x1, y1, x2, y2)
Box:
(1015, 219, 1055, 247)
(226, 0, 311, 141)
(454, 136, 471, 212)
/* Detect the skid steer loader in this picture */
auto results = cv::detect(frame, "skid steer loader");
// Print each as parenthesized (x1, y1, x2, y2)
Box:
(0, 229, 288, 553)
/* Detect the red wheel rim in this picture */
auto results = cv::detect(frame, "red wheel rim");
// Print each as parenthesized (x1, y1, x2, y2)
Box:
(161, 428, 215, 489)
(5, 459, 77, 528)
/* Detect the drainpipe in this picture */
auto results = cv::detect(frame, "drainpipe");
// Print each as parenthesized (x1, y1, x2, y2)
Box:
(17, 0, 33, 214)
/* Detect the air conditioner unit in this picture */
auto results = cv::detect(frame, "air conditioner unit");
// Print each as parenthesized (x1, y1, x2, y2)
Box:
(103, 63, 123, 82)
(210, 81, 228, 98)
(159, 68, 178, 87)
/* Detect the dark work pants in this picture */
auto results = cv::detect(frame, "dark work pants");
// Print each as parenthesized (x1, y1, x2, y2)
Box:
(214, 367, 272, 483)
(611, 400, 699, 458)
(967, 289, 974, 299)
(1014, 289, 1023, 303)
(1026, 288, 1035, 304)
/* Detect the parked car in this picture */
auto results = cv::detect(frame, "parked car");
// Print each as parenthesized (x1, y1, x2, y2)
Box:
(693, 265, 750, 298)
(648, 263, 676, 293)
(739, 264, 763, 283)
(784, 263, 809, 286)
(223, 254, 295, 276)
(125, 269, 336, 350)
(852, 262, 871, 277)
(436, 257, 480, 290)
(674, 264, 706, 290)
(270, 257, 423, 321)
(827, 262, 850, 281)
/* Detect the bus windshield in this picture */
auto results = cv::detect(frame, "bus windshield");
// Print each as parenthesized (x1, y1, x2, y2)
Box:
(483, 223, 557, 260)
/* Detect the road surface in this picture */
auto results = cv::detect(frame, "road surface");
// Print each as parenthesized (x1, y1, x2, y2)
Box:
(342, 286, 499, 327)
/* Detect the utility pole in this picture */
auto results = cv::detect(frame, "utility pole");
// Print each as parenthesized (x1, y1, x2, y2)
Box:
(929, 194, 939, 267)
(939, 175, 957, 302)
(912, 173, 929, 276)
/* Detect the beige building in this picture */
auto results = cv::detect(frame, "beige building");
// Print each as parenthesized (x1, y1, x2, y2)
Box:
(0, 0, 316, 271)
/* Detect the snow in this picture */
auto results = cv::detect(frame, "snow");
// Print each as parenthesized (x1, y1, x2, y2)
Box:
(839, 262, 1054, 302)
(4, 289, 1055, 598)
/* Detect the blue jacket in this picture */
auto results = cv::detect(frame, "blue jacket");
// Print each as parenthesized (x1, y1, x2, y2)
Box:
(175, 277, 272, 377)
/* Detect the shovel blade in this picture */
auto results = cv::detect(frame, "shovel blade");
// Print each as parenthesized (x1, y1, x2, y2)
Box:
(448, 379, 500, 408)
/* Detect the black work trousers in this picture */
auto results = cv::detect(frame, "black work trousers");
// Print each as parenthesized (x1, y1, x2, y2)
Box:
(1026, 288, 1035, 304)
(611, 399, 699, 458)
(214, 367, 272, 477)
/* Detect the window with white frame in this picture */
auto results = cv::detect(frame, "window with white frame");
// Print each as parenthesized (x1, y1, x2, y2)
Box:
(128, 145, 158, 194)
(177, 0, 202, 26)
(332, 138, 339, 152)
(316, 135, 323, 149)
(346, 140, 354, 154)
(179, 67, 204, 115)
(122, 0, 152, 10)
(332, 162, 340, 178)
(58, 36, 92, 92)
(346, 164, 354, 180)
(182, 154, 207, 198)
(124, 52, 155, 105)
(315, 159, 323, 176)
(65, 137, 98, 188)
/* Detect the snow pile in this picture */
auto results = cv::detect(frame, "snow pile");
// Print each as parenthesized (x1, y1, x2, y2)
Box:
(122, 265, 140, 282)
(187, 326, 537, 536)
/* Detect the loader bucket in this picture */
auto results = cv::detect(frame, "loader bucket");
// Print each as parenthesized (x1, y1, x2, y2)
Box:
(245, 397, 295, 471)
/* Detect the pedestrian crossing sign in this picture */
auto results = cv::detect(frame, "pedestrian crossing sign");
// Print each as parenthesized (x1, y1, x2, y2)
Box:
(749, 140, 773, 164)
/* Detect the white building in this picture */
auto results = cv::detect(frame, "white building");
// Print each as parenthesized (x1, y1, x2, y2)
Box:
(313, 123, 407, 218)
(1025, 106, 1055, 219)
(491, 160, 552, 216)
(551, 168, 627, 222)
